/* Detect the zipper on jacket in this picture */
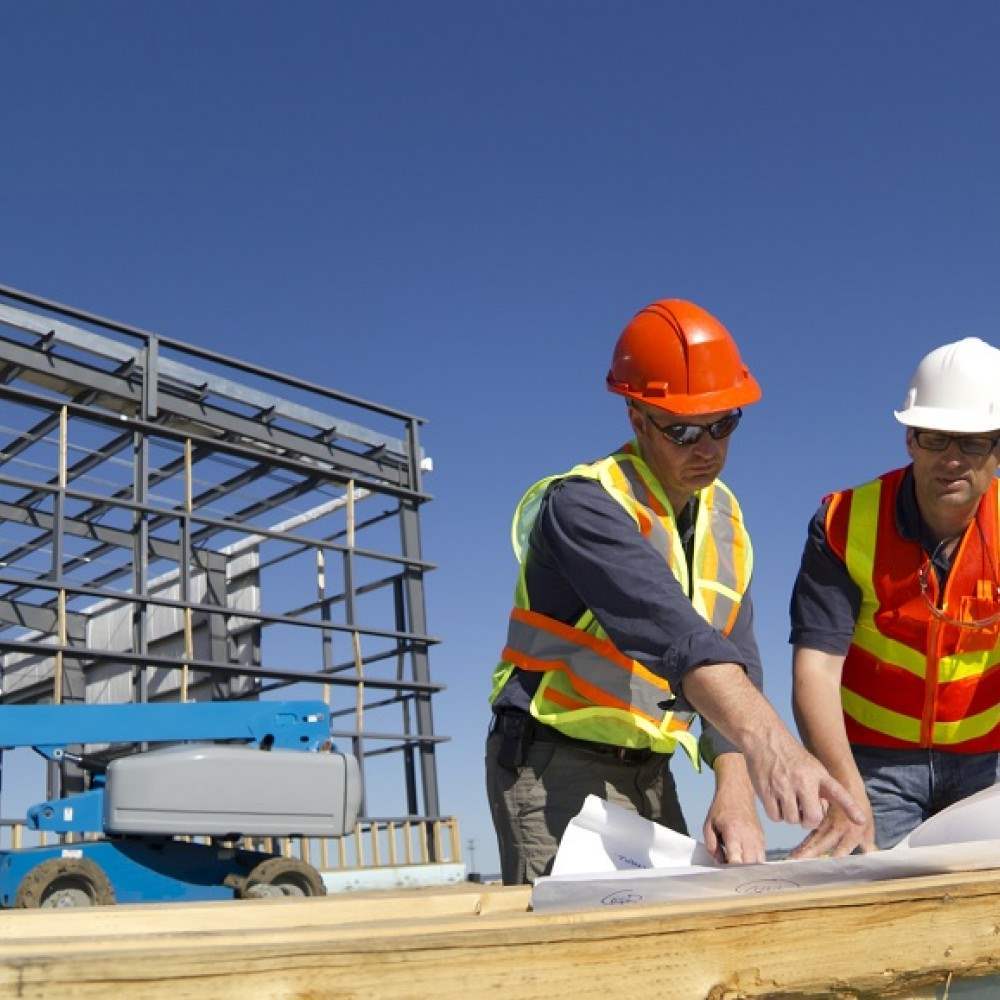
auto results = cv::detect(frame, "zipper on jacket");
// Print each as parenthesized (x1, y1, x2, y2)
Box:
(920, 615, 941, 747)
(921, 526, 973, 747)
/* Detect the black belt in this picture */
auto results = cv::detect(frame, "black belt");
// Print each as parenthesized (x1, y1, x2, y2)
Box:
(492, 710, 658, 765)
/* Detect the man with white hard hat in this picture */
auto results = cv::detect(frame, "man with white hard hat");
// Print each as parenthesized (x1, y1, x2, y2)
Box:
(789, 337, 1000, 857)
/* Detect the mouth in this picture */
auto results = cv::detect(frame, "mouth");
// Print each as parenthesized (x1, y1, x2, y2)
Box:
(935, 475, 970, 490)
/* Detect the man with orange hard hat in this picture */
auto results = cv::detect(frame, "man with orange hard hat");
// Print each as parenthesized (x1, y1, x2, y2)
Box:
(485, 298, 862, 884)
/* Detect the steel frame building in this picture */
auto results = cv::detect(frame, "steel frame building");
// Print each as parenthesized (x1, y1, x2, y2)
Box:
(0, 284, 445, 851)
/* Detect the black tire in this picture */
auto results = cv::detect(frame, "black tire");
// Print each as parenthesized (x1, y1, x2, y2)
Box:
(240, 857, 326, 899)
(14, 857, 116, 908)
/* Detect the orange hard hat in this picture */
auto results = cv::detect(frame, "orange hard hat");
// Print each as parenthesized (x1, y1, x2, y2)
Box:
(606, 299, 762, 416)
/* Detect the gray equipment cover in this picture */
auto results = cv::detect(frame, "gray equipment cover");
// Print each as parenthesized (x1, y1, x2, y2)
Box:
(104, 745, 361, 837)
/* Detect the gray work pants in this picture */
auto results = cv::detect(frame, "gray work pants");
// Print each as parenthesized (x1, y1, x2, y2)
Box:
(485, 724, 687, 885)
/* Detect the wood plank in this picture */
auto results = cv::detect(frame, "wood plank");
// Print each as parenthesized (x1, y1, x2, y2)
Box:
(2, 872, 1000, 997)
(0, 883, 531, 942)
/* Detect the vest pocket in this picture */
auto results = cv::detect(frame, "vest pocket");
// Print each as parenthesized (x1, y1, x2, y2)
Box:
(953, 596, 1000, 652)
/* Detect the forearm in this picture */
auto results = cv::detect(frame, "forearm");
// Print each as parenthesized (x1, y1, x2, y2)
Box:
(699, 592, 763, 762)
(704, 750, 763, 864)
(788, 646, 874, 857)
(792, 646, 863, 791)
(712, 750, 755, 798)
(681, 659, 864, 828)
(681, 661, 783, 752)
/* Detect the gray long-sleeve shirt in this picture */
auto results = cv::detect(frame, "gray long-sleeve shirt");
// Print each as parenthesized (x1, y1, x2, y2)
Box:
(493, 475, 764, 763)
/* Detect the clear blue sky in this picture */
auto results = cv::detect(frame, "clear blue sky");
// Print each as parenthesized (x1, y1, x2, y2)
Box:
(1, 1, 999, 874)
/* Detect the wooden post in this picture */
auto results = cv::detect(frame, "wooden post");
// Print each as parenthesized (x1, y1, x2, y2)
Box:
(54, 590, 66, 706)
(353, 823, 364, 868)
(404, 820, 414, 865)
(180, 439, 193, 702)
(54, 406, 68, 705)
(316, 547, 331, 706)
(346, 481, 364, 732)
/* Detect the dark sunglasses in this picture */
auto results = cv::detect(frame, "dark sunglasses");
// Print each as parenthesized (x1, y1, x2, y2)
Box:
(912, 429, 1000, 457)
(643, 409, 742, 447)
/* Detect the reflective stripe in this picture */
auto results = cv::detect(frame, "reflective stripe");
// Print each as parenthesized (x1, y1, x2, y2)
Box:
(850, 626, 928, 678)
(839, 472, 1000, 749)
(938, 648, 998, 683)
(932, 701, 1000, 745)
(699, 579, 743, 603)
(531, 673, 700, 759)
(613, 454, 754, 630)
(693, 481, 749, 634)
(534, 676, 695, 732)
(844, 479, 880, 627)
(538, 685, 591, 711)
(615, 458, 681, 584)
(492, 442, 753, 759)
(618, 451, 674, 515)
(503, 609, 673, 725)
(842, 688, 922, 744)
(507, 608, 671, 689)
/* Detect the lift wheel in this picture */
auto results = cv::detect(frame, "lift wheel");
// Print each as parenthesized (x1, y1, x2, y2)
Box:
(14, 857, 117, 908)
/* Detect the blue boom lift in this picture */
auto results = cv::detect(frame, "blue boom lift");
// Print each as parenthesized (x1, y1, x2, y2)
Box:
(0, 700, 361, 908)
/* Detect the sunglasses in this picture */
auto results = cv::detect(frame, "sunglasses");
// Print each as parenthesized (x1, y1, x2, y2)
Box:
(912, 430, 1000, 457)
(643, 409, 742, 447)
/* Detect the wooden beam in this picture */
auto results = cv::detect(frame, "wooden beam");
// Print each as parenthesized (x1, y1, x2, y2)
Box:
(2, 872, 1000, 997)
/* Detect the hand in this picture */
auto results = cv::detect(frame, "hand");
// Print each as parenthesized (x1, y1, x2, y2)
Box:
(789, 795, 876, 859)
(742, 727, 865, 829)
(702, 754, 765, 864)
(678, 661, 864, 830)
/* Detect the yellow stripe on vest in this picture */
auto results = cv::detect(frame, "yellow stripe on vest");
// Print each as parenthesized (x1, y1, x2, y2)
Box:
(932, 702, 1000, 745)
(841, 688, 922, 744)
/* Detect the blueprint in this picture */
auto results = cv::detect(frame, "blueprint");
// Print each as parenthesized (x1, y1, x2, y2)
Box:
(532, 789, 1000, 913)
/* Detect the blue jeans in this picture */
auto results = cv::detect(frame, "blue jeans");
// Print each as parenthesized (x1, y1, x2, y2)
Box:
(853, 745, 1000, 849)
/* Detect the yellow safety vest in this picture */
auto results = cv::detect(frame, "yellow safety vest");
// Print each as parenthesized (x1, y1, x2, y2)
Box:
(489, 442, 753, 765)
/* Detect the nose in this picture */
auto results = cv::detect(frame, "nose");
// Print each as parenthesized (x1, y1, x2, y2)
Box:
(940, 439, 968, 463)
(692, 434, 724, 460)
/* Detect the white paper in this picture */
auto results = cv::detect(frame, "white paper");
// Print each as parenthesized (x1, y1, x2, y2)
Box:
(549, 795, 717, 875)
(534, 838, 1000, 912)
(533, 792, 1000, 913)
(896, 781, 1000, 849)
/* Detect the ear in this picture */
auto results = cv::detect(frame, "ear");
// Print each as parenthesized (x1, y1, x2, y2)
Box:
(904, 428, 916, 461)
(627, 403, 645, 439)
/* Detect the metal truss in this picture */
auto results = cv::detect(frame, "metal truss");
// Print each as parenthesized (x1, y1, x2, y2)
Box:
(0, 284, 444, 844)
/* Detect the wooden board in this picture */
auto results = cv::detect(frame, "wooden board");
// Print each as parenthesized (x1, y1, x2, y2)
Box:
(3, 871, 1000, 998)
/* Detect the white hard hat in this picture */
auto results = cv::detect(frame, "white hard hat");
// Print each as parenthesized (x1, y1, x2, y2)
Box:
(894, 337, 1000, 434)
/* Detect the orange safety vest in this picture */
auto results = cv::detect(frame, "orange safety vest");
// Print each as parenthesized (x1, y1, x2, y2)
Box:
(489, 442, 753, 764)
(827, 468, 1000, 751)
